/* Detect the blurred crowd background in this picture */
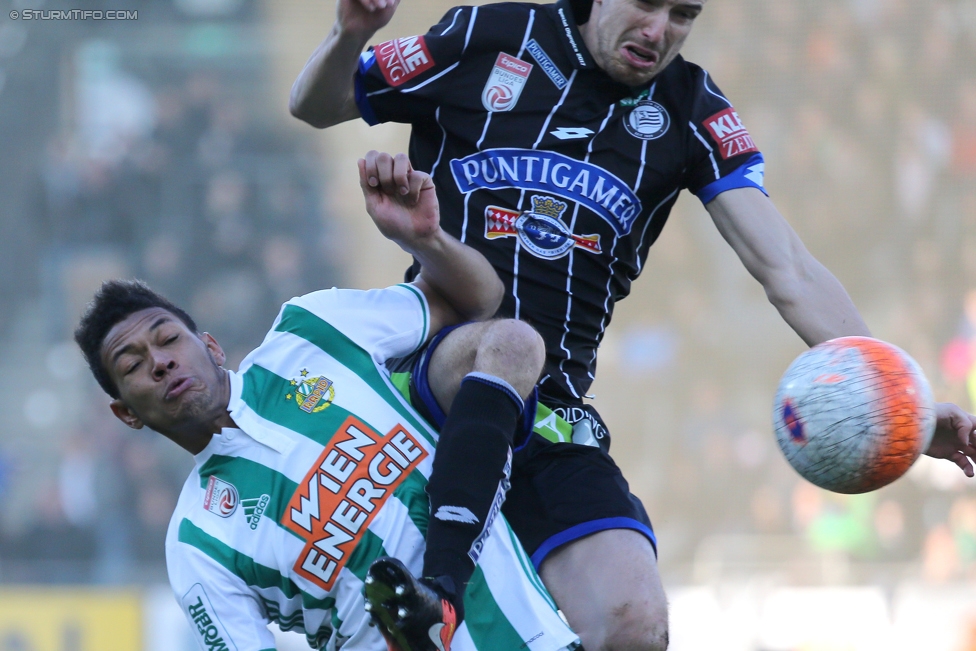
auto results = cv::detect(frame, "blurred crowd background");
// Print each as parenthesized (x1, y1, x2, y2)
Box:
(0, 0, 974, 648)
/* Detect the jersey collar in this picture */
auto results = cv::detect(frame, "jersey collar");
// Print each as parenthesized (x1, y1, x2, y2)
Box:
(551, 0, 656, 98)
(223, 368, 295, 455)
(554, 0, 597, 70)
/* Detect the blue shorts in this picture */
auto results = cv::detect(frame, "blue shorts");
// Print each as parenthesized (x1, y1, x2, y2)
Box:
(403, 324, 657, 570)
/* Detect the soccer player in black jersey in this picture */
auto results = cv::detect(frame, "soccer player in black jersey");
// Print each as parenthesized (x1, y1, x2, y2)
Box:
(291, 1, 976, 649)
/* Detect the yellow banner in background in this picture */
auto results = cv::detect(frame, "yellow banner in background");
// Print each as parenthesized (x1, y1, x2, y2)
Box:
(0, 588, 140, 651)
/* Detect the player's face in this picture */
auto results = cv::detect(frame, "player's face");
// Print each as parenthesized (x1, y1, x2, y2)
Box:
(583, 0, 705, 87)
(101, 307, 228, 437)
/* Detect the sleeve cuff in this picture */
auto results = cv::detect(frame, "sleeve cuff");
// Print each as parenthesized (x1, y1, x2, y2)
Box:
(355, 49, 381, 126)
(695, 153, 768, 205)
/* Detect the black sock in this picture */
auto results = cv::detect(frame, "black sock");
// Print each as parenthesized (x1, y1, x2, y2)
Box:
(422, 373, 523, 618)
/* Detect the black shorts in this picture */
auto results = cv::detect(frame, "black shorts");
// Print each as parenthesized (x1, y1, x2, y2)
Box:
(395, 325, 657, 570)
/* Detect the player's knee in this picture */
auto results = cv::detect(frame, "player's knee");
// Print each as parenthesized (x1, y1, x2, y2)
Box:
(477, 319, 545, 395)
(488, 318, 544, 366)
(601, 601, 669, 651)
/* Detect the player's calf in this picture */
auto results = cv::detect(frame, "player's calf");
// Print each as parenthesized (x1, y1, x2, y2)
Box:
(540, 529, 668, 651)
(600, 609, 669, 651)
(412, 318, 545, 626)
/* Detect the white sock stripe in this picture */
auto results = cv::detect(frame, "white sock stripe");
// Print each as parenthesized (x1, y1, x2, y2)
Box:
(463, 372, 525, 412)
(468, 449, 512, 565)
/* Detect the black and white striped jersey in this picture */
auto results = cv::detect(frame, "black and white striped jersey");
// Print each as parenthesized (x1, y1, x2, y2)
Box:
(355, 0, 767, 403)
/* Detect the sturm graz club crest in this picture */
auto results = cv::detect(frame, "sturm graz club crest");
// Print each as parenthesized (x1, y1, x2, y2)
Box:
(624, 100, 670, 140)
(484, 195, 602, 260)
(286, 369, 335, 414)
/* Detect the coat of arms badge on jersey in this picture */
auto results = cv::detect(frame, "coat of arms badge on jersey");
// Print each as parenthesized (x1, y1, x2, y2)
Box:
(285, 368, 335, 414)
(482, 52, 533, 112)
(484, 195, 602, 260)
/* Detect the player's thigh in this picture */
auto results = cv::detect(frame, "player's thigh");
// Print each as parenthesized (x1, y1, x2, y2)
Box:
(539, 529, 667, 650)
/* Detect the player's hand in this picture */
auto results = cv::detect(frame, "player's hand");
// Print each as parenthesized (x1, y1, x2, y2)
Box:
(337, 0, 399, 40)
(359, 151, 440, 250)
(924, 402, 976, 477)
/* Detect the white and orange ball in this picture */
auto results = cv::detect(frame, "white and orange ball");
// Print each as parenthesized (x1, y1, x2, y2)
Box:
(772, 336, 936, 494)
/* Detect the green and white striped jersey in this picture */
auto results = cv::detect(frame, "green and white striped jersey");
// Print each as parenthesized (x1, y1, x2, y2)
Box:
(166, 285, 579, 651)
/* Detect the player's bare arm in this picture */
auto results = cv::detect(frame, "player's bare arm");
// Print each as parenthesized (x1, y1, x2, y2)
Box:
(358, 151, 504, 337)
(709, 187, 976, 475)
(289, 0, 398, 128)
(705, 186, 871, 346)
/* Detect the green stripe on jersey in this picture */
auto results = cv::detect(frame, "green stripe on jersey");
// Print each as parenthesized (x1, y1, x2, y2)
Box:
(506, 523, 557, 611)
(463, 565, 527, 651)
(198, 453, 429, 541)
(195, 455, 426, 603)
(343, 529, 388, 582)
(263, 601, 304, 629)
(198, 455, 296, 530)
(178, 519, 332, 612)
(274, 304, 435, 445)
(210, 384, 430, 540)
(241, 364, 364, 446)
(393, 471, 429, 538)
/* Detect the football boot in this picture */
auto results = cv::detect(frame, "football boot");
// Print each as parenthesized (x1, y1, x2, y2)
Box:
(364, 557, 458, 651)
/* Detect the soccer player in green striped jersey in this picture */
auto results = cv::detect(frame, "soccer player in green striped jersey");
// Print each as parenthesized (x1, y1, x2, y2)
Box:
(73, 153, 580, 651)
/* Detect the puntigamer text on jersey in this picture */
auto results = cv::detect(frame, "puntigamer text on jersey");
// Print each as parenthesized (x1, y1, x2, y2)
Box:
(451, 148, 643, 236)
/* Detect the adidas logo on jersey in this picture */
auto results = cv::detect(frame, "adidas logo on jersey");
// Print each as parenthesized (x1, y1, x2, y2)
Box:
(242, 494, 271, 530)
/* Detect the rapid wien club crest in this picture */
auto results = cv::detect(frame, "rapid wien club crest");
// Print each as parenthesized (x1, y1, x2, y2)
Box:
(286, 369, 335, 414)
(485, 195, 602, 260)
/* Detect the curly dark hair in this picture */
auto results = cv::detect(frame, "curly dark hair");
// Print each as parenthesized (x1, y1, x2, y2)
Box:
(74, 279, 198, 399)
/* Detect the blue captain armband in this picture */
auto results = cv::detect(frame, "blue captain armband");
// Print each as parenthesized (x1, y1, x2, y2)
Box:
(696, 153, 768, 205)
(355, 49, 381, 126)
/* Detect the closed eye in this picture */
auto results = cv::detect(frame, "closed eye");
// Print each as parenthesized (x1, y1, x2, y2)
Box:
(125, 360, 141, 375)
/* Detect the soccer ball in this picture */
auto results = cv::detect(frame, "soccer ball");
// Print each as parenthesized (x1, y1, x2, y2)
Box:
(772, 336, 936, 494)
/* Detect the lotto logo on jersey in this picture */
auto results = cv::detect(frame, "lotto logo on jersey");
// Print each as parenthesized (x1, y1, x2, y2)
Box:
(283, 416, 427, 591)
(204, 476, 239, 518)
(375, 36, 435, 87)
(482, 53, 533, 112)
(703, 108, 759, 160)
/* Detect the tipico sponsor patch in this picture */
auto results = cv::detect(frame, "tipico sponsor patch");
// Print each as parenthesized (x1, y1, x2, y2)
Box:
(482, 52, 533, 112)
